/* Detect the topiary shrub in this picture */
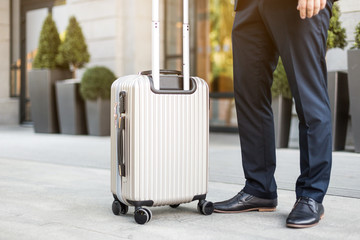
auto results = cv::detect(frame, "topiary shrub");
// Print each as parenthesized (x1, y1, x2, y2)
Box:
(327, 3, 347, 50)
(80, 66, 116, 101)
(33, 14, 63, 69)
(351, 22, 360, 49)
(57, 16, 90, 78)
(272, 57, 292, 100)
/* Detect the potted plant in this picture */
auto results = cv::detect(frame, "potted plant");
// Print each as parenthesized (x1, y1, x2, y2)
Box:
(327, 2, 349, 151)
(56, 16, 90, 78)
(28, 13, 72, 133)
(80, 66, 116, 136)
(55, 16, 90, 135)
(347, 22, 360, 152)
(271, 58, 292, 148)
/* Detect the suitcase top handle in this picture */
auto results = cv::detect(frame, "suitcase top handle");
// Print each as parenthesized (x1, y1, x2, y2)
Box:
(152, 0, 190, 91)
(140, 70, 182, 76)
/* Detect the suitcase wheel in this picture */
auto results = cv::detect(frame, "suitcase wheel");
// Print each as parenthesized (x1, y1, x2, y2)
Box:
(112, 200, 129, 215)
(197, 200, 214, 216)
(143, 207, 152, 221)
(134, 207, 152, 225)
(170, 204, 180, 209)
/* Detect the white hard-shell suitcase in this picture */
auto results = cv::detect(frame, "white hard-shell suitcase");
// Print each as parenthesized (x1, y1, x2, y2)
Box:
(110, 0, 213, 224)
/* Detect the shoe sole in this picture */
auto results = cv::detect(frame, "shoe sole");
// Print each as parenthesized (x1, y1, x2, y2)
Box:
(214, 207, 276, 213)
(286, 214, 324, 228)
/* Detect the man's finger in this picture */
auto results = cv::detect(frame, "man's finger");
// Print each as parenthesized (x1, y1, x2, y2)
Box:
(307, 0, 314, 18)
(313, 0, 321, 16)
(298, 0, 307, 19)
(320, 0, 326, 10)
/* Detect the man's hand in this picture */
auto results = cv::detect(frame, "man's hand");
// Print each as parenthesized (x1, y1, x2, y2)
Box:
(297, 0, 327, 19)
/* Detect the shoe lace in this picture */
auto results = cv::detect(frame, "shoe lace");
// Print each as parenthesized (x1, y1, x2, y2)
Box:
(294, 197, 315, 213)
(236, 191, 247, 203)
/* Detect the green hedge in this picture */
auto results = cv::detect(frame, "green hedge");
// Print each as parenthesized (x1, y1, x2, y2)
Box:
(33, 14, 63, 69)
(327, 3, 347, 50)
(57, 16, 90, 75)
(272, 58, 292, 100)
(80, 66, 116, 101)
(352, 22, 360, 49)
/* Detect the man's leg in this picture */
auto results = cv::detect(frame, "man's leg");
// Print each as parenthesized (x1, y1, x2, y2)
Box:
(260, 0, 333, 227)
(214, 0, 279, 213)
(261, 0, 332, 204)
(232, 0, 278, 200)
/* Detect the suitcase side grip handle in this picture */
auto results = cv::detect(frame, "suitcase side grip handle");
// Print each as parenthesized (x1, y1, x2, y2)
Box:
(117, 92, 126, 177)
(117, 117, 126, 177)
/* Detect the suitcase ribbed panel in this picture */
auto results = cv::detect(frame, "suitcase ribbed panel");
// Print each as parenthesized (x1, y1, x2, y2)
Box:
(111, 75, 209, 207)
(110, 78, 120, 195)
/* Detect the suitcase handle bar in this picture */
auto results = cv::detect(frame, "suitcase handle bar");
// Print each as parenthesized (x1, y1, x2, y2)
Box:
(152, 0, 190, 91)
(140, 69, 182, 76)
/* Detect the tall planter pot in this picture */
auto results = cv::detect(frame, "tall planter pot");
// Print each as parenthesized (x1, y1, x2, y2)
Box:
(272, 95, 292, 148)
(28, 69, 72, 133)
(85, 98, 110, 136)
(55, 79, 87, 135)
(327, 71, 349, 151)
(348, 49, 360, 153)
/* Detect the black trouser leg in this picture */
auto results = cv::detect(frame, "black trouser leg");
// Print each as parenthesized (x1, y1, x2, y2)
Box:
(260, 0, 333, 203)
(232, 0, 278, 199)
(232, 0, 333, 202)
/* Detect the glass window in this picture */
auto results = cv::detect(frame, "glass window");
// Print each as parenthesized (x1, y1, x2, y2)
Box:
(164, 0, 197, 75)
(164, 0, 237, 131)
(209, 0, 234, 93)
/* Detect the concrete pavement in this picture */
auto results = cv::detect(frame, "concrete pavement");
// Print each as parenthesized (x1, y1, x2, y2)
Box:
(0, 126, 360, 239)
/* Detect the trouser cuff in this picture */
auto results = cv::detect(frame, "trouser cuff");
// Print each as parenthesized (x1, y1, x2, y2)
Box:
(243, 185, 278, 200)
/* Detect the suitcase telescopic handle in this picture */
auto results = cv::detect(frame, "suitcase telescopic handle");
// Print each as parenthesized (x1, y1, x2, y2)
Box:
(152, 0, 190, 91)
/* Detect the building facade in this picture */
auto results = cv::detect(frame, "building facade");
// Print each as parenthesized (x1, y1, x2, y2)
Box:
(0, 0, 359, 125)
(0, 0, 18, 124)
(2, 0, 210, 125)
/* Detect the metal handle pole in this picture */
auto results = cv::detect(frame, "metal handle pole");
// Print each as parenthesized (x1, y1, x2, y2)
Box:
(152, 0, 160, 90)
(152, 0, 190, 91)
(183, 0, 190, 90)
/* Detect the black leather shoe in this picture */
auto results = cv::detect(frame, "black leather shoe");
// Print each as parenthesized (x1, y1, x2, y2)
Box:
(286, 197, 324, 228)
(213, 191, 277, 213)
